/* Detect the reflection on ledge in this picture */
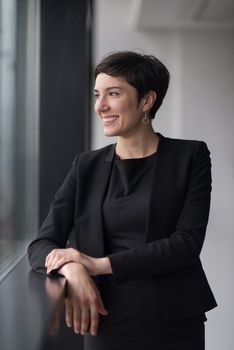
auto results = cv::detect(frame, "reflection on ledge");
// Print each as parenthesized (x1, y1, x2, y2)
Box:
(28, 270, 84, 350)
(0, 257, 83, 350)
(40, 280, 85, 350)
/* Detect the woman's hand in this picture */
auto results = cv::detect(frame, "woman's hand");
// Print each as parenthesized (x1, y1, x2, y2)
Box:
(59, 262, 108, 336)
(45, 248, 79, 274)
(45, 248, 112, 276)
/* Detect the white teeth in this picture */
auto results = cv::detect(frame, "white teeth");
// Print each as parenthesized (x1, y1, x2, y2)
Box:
(102, 116, 118, 122)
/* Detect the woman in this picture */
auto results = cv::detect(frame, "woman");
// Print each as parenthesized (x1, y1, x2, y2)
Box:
(28, 51, 217, 350)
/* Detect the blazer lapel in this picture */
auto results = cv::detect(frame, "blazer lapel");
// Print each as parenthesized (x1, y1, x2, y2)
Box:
(145, 133, 176, 242)
(93, 144, 115, 256)
(76, 144, 115, 258)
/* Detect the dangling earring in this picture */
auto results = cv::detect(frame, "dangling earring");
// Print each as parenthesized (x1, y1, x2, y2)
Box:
(142, 111, 150, 125)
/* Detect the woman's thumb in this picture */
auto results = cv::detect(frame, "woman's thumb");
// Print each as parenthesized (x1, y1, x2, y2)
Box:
(98, 301, 108, 315)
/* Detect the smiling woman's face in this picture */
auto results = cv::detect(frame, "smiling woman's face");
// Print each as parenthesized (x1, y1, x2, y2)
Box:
(94, 73, 145, 138)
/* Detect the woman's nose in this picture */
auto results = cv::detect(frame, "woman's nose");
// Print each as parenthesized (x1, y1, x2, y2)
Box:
(95, 96, 109, 112)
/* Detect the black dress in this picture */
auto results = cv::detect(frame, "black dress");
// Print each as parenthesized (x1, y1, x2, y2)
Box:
(84, 152, 206, 350)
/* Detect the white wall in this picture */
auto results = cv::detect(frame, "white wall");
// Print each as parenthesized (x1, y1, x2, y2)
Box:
(92, 1, 234, 349)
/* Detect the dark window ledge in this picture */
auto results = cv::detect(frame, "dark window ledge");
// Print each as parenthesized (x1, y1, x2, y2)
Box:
(0, 256, 68, 350)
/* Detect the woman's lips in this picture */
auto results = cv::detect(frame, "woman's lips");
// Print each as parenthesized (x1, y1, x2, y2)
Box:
(102, 115, 119, 126)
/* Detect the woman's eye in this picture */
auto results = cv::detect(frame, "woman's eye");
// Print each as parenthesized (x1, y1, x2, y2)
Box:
(94, 94, 99, 99)
(110, 91, 119, 96)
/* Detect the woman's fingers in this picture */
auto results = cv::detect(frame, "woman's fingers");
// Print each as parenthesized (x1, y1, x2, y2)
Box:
(90, 305, 99, 336)
(45, 248, 80, 273)
(95, 289, 108, 316)
(45, 252, 52, 268)
(45, 250, 58, 271)
(73, 303, 102, 336)
(73, 303, 81, 334)
(46, 256, 60, 273)
(47, 257, 70, 273)
(45, 249, 59, 266)
(66, 302, 100, 336)
(62, 263, 108, 336)
(65, 298, 73, 328)
(80, 305, 90, 335)
(46, 252, 68, 273)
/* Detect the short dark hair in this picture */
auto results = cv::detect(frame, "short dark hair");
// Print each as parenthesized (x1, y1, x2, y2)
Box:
(95, 51, 170, 118)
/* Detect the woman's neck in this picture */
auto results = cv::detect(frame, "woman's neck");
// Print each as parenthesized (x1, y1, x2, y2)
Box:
(116, 128, 159, 159)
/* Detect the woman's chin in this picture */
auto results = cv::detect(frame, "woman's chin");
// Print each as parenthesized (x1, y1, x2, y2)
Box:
(103, 127, 118, 137)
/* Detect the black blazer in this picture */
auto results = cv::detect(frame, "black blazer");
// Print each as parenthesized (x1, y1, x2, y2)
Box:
(28, 133, 217, 322)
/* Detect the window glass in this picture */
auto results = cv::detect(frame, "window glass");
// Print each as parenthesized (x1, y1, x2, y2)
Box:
(0, 0, 40, 279)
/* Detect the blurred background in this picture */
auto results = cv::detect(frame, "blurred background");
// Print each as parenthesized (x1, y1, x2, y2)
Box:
(0, 0, 233, 349)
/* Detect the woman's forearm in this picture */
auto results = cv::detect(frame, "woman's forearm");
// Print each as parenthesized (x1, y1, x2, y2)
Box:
(95, 257, 113, 275)
(45, 247, 113, 277)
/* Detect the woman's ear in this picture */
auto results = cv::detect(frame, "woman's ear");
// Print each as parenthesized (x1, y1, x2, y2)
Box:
(143, 90, 157, 112)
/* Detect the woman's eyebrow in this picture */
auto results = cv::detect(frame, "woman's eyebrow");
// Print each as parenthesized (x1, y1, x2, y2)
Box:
(93, 86, 122, 92)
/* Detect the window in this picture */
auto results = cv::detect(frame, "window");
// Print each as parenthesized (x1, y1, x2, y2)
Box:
(0, 0, 40, 279)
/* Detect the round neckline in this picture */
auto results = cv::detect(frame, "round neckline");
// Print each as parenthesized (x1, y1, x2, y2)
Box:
(114, 132, 161, 162)
(115, 151, 157, 161)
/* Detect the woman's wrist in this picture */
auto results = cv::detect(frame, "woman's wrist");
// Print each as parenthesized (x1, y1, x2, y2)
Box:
(96, 257, 113, 276)
(57, 256, 113, 278)
(58, 261, 85, 279)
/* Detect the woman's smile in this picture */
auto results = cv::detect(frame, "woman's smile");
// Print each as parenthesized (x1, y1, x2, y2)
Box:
(102, 115, 119, 126)
(94, 73, 144, 137)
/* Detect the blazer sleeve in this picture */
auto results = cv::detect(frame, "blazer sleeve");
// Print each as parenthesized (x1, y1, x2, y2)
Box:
(107, 141, 212, 284)
(27, 155, 79, 275)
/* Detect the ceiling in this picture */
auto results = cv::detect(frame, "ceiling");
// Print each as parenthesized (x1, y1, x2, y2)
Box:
(130, 0, 234, 29)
